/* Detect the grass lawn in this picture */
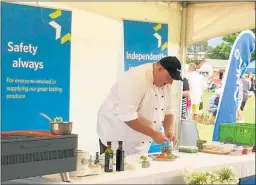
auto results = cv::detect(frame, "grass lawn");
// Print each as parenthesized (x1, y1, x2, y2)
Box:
(197, 90, 255, 142)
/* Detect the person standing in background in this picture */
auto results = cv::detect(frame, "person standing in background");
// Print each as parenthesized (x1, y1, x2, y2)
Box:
(181, 64, 190, 120)
(181, 77, 190, 119)
(249, 74, 256, 97)
(250, 75, 256, 109)
(239, 75, 251, 122)
(206, 90, 220, 117)
(236, 79, 244, 123)
(186, 63, 207, 122)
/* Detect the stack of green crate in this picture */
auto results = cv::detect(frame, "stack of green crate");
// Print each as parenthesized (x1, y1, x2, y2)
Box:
(219, 123, 255, 146)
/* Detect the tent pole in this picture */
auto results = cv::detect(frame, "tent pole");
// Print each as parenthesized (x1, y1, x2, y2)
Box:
(176, 1, 188, 146)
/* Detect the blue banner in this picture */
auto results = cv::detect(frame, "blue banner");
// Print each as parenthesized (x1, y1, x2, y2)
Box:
(123, 20, 168, 71)
(123, 20, 169, 153)
(1, 2, 72, 131)
(245, 60, 255, 74)
(212, 30, 255, 141)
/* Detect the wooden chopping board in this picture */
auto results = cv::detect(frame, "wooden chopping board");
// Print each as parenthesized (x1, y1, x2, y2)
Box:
(199, 149, 230, 155)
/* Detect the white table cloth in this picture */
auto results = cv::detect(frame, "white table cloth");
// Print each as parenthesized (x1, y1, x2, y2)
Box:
(4, 152, 255, 184)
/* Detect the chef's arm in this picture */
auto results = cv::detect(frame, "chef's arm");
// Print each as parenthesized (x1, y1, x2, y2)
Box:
(117, 74, 157, 137)
(125, 118, 157, 138)
(163, 114, 175, 135)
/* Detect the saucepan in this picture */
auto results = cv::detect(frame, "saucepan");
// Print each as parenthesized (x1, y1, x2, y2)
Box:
(40, 113, 72, 135)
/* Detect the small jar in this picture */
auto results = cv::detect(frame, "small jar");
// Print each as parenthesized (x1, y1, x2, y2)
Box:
(247, 147, 253, 154)
(197, 140, 207, 150)
(161, 146, 172, 155)
(230, 148, 242, 156)
(242, 147, 249, 155)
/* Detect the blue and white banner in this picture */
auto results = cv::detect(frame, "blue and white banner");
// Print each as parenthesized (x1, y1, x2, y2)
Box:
(123, 20, 168, 71)
(212, 30, 255, 141)
(1, 2, 72, 131)
(123, 20, 169, 153)
(245, 59, 255, 74)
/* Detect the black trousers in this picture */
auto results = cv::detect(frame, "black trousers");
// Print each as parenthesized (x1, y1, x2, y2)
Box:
(240, 101, 247, 111)
(99, 139, 107, 155)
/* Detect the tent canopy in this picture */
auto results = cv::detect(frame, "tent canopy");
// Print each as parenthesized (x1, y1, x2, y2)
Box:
(186, 2, 255, 44)
(48, 1, 255, 46)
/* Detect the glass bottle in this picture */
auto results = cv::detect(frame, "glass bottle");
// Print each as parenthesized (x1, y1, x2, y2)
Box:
(104, 141, 113, 172)
(94, 152, 100, 164)
(116, 141, 125, 171)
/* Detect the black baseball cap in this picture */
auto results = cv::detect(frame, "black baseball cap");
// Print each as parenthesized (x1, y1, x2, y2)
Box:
(159, 56, 183, 81)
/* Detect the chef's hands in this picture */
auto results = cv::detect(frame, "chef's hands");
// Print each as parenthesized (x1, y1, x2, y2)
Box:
(151, 130, 177, 145)
(151, 130, 168, 144)
(165, 131, 177, 145)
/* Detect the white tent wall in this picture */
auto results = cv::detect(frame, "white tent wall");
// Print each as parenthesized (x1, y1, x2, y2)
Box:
(13, 1, 182, 152)
(3, 0, 255, 152)
(186, 2, 256, 44)
(4, 1, 255, 152)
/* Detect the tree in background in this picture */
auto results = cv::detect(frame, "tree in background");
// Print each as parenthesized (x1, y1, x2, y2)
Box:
(250, 30, 256, 60)
(186, 30, 255, 65)
(206, 30, 256, 60)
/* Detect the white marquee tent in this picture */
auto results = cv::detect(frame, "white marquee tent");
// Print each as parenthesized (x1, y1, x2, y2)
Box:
(186, 1, 255, 44)
(3, 0, 256, 151)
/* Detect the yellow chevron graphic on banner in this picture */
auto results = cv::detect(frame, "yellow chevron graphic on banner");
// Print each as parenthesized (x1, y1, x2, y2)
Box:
(54, 116, 63, 122)
(61, 33, 71, 44)
(161, 42, 168, 51)
(154, 24, 162, 32)
(49, 9, 62, 19)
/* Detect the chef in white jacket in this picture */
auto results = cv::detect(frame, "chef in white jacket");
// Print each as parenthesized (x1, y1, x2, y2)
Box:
(97, 56, 183, 155)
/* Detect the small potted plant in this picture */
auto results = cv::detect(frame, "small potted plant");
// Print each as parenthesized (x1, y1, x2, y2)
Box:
(217, 167, 239, 184)
(184, 167, 239, 184)
(197, 140, 207, 151)
(140, 156, 150, 168)
(184, 169, 212, 184)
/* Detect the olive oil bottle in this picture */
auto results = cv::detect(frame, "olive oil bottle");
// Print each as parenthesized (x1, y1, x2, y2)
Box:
(104, 141, 113, 172)
(116, 141, 125, 171)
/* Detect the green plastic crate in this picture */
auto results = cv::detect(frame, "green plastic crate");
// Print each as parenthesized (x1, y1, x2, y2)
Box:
(219, 123, 255, 146)
(234, 123, 255, 146)
(219, 124, 236, 143)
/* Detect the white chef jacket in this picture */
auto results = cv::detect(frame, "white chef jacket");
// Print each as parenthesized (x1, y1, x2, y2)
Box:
(97, 63, 174, 155)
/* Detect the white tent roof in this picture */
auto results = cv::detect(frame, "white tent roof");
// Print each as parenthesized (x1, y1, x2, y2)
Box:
(186, 2, 255, 44)
(44, 1, 255, 46)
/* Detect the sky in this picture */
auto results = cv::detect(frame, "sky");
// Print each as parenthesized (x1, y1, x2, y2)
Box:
(208, 36, 223, 47)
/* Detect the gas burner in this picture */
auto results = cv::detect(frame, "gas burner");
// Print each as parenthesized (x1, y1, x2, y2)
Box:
(1, 133, 78, 182)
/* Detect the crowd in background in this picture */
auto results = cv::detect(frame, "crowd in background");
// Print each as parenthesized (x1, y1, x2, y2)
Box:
(181, 63, 255, 124)
(206, 74, 255, 123)
(181, 63, 207, 122)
